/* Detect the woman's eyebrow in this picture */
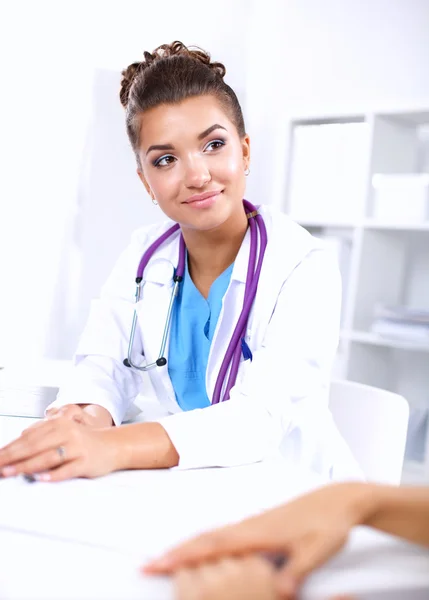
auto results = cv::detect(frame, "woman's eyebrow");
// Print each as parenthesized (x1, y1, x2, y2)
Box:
(146, 124, 227, 156)
(198, 124, 227, 140)
(146, 143, 174, 156)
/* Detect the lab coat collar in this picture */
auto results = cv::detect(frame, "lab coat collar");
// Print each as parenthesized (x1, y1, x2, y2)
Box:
(142, 222, 250, 286)
(230, 226, 250, 284)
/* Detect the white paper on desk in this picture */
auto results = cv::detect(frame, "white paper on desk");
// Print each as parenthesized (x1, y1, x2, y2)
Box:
(0, 460, 322, 561)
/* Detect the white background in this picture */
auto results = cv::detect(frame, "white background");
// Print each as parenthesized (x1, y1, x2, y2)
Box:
(1, 0, 429, 363)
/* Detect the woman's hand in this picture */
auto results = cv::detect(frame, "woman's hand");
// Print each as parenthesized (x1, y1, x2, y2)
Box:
(146, 483, 373, 594)
(174, 556, 280, 600)
(45, 404, 113, 428)
(0, 415, 121, 481)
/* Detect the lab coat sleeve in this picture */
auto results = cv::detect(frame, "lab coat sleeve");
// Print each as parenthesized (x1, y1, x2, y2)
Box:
(159, 247, 346, 471)
(46, 232, 147, 425)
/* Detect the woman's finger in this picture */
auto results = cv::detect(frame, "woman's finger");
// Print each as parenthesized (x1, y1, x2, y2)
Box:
(1, 446, 72, 477)
(26, 418, 54, 432)
(0, 429, 64, 470)
(40, 459, 85, 482)
(48, 405, 85, 423)
(45, 407, 61, 418)
(0, 419, 77, 471)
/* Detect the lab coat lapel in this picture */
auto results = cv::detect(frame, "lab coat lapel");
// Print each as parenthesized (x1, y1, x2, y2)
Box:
(205, 228, 250, 403)
(136, 232, 181, 414)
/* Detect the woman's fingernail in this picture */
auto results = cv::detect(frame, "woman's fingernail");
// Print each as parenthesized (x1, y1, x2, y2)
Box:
(2, 466, 16, 477)
(38, 473, 51, 482)
(145, 557, 169, 571)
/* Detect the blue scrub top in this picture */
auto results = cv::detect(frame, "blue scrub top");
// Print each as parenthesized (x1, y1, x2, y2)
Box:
(168, 258, 234, 411)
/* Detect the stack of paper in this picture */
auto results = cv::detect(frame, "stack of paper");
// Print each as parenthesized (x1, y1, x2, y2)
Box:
(0, 359, 72, 417)
(0, 382, 58, 417)
(371, 305, 429, 342)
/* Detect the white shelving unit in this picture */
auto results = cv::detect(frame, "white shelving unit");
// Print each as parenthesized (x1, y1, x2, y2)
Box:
(284, 109, 429, 484)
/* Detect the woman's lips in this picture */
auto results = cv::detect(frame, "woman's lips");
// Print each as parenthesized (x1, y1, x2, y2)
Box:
(184, 190, 222, 209)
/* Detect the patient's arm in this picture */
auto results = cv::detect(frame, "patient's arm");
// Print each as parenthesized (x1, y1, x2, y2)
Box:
(365, 485, 429, 547)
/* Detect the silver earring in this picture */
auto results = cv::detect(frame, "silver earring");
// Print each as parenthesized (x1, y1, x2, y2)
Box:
(152, 197, 158, 206)
(244, 167, 250, 176)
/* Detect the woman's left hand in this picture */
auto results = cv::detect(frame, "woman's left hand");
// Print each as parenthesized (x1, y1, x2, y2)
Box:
(174, 556, 280, 600)
(0, 416, 120, 481)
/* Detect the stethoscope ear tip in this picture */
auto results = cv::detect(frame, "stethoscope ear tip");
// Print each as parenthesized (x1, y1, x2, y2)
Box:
(123, 358, 131, 368)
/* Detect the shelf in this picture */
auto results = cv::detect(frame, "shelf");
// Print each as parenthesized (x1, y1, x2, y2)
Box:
(295, 218, 429, 231)
(363, 220, 429, 231)
(378, 109, 429, 126)
(296, 219, 356, 228)
(341, 330, 429, 352)
(289, 112, 366, 126)
(402, 459, 428, 485)
(289, 108, 429, 126)
(286, 108, 429, 475)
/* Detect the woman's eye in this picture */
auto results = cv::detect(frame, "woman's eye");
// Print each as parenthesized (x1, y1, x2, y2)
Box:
(154, 155, 175, 168)
(205, 139, 226, 152)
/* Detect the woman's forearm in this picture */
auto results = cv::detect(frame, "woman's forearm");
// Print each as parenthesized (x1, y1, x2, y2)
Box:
(106, 421, 180, 470)
(361, 484, 429, 547)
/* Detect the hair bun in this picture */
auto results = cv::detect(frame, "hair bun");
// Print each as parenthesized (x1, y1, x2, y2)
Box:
(119, 61, 143, 108)
(120, 41, 226, 108)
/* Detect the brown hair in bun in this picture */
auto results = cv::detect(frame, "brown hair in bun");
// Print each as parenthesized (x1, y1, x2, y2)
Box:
(120, 41, 245, 165)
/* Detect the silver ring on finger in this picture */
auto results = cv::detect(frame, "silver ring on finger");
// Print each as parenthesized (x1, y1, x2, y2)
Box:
(56, 446, 66, 462)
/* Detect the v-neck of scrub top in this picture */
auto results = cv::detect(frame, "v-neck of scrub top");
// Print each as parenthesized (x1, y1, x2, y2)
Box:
(168, 258, 234, 411)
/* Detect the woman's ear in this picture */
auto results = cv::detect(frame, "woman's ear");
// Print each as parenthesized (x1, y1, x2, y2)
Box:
(137, 169, 154, 199)
(241, 134, 251, 171)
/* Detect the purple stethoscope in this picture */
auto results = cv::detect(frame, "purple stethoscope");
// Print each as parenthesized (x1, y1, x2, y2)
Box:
(123, 199, 267, 404)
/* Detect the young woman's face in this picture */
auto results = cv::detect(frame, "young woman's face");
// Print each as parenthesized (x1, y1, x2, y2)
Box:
(137, 95, 250, 231)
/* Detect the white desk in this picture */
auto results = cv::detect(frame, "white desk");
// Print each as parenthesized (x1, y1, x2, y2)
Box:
(1, 415, 429, 599)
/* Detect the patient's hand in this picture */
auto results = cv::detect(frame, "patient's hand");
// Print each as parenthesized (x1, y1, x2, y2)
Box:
(145, 483, 371, 596)
(174, 556, 279, 600)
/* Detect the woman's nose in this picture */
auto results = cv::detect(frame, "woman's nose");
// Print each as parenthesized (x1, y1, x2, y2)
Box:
(183, 157, 211, 188)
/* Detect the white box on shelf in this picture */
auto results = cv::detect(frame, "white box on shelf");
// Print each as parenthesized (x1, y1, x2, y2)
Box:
(288, 122, 369, 223)
(372, 174, 429, 223)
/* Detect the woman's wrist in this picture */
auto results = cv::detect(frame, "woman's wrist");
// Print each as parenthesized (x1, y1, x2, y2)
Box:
(102, 421, 180, 472)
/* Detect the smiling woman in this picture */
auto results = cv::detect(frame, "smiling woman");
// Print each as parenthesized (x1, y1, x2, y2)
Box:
(0, 41, 363, 483)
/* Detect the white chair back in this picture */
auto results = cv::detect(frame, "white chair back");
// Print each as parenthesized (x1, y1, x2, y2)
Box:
(329, 380, 409, 484)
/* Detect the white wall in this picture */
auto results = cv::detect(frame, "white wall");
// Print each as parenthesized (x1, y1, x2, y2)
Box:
(1, 0, 429, 362)
(0, 0, 249, 362)
(245, 0, 429, 207)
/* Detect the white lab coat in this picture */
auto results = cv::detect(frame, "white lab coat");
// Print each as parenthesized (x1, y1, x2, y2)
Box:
(51, 205, 363, 481)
